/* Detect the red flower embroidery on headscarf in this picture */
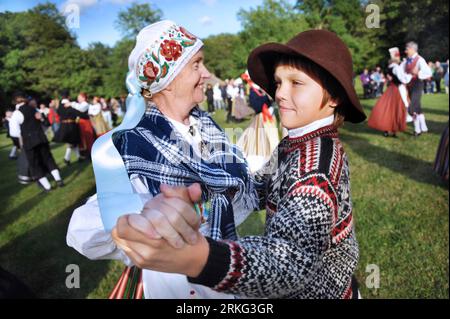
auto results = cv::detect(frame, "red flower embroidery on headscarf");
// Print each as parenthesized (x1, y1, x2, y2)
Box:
(179, 27, 196, 41)
(160, 39, 183, 61)
(143, 61, 159, 82)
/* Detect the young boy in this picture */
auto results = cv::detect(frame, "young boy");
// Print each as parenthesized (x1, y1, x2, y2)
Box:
(113, 30, 366, 299)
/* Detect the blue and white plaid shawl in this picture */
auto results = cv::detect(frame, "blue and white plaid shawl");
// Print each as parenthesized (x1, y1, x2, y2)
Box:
(112, 104, 259, 240)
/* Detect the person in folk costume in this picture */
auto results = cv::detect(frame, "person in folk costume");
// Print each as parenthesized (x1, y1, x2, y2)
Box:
(360, 68, 372, 99)
(400, 41, 433, 136)
(233, 81, 255, 121)
(368, 56, 410, 137)
(89, 96, 110, 136)
(237, 71, 280, 172)
(100, 97, 114, 130)
(38, 102, 52, 139)
(213, 83, 223, 110)
(67, 20, 260, 299)
(220, 82, 228, 111)
(109, 97, 121, 125)
(111, 30, 366, 299)
(4, 108, 21, 160)
(225, 79, 235, 123)
(48, 99, 61, 135)
(71, 92, 95, 159)
(7, 100, 33, 185)
(118, 95, 127, 115)
(388, 47, 414, 124)
(10, 93, 63, 192)
(54, 97, 87, 165)
(205, 83, 215, 113)
(398, 83, 414, 123)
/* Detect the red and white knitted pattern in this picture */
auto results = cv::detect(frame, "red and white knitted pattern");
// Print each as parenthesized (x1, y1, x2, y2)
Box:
(191, 125, 359, 298)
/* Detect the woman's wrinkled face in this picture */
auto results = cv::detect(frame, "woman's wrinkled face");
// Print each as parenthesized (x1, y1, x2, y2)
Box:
(169, 50, 211, 106)
(274, 65, 335, 130)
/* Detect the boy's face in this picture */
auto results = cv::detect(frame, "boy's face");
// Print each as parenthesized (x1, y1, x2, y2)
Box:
(274, 65, 335, 130)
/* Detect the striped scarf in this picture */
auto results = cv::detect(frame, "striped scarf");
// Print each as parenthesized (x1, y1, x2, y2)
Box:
(113, 104, 259, 240)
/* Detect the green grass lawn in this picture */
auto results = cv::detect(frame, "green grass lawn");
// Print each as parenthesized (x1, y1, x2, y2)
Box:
(0, 92, 448, 298)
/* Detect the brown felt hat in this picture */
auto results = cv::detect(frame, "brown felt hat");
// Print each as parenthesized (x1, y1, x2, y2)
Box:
(247, 29, 366, 123)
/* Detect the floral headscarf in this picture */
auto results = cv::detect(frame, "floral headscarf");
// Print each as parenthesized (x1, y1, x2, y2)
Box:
(128, 20, 204, 93)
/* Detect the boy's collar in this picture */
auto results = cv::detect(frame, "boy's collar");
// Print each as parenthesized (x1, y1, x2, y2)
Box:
(288, 115, 334, 138)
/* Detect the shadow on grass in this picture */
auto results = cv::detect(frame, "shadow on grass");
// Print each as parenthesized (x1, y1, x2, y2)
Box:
(0, 192, 43, 234)
(0, 184, 113, 299)
(59, 159, 93, 184)
(0, 143, 12, 151)
(340, 132, 448, 189)
(0, 150, 92, 234)
(422, 106, 450, 117)
(422, 119, 448, 135)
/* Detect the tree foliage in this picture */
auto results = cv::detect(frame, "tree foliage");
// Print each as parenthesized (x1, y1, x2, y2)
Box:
(0, 0, 448, 114)
(115, 2, 163, 39)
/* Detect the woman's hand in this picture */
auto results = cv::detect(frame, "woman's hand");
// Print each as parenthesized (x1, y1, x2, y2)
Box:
(112, 207, 209, 277)
(124, 183, 202, 249)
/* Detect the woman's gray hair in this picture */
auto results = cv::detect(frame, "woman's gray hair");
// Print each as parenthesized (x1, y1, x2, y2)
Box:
(406, 41, 418, 51)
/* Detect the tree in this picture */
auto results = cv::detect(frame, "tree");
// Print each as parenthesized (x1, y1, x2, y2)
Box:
(102, 39, 135, 97)
(0, 3, 80, 107)
(238, 0, 307, 56)
(379, 0, 449, 61)
(203, 33, 245, 80)
(115, 2, 163, 39)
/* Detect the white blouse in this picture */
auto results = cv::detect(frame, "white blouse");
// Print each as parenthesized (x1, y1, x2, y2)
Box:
(398, 53, 433, 81)
(88, 103, 102, 116)
(71, 101, 90, 113)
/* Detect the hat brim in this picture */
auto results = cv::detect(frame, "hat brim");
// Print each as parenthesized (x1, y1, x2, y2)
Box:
(247, 43, 366, 123)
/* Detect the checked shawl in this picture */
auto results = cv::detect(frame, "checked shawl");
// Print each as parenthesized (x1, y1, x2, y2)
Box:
(113, 103, 259, 240)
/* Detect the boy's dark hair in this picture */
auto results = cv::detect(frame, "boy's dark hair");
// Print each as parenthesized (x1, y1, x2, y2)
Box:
(275, 54, 348, 128)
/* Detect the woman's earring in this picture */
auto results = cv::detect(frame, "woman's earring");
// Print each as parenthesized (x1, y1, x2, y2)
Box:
(142, 90, 153, 99)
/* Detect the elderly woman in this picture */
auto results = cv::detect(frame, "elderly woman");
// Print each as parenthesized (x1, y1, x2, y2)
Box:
(67, 20, 258, 299)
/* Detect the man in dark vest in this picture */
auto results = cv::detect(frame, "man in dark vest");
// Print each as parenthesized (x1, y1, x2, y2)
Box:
(10, 93, 64, 192)
(400, 41, 433, 136)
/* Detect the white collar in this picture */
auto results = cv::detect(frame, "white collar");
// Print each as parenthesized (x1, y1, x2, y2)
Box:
(167, 115, 199, 136)
(15, 102, 25, 109)
(288, 115, 334, 138)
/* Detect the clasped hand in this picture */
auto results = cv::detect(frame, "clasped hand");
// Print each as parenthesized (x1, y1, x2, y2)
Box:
(111, 183, 209, 277)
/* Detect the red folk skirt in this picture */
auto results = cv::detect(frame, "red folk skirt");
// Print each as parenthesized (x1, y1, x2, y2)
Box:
(368, 83, 407, 133)
(78, 118, 95, 155)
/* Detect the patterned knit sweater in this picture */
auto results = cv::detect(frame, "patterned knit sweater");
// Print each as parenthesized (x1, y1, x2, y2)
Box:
(188, 124, 359, 298)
